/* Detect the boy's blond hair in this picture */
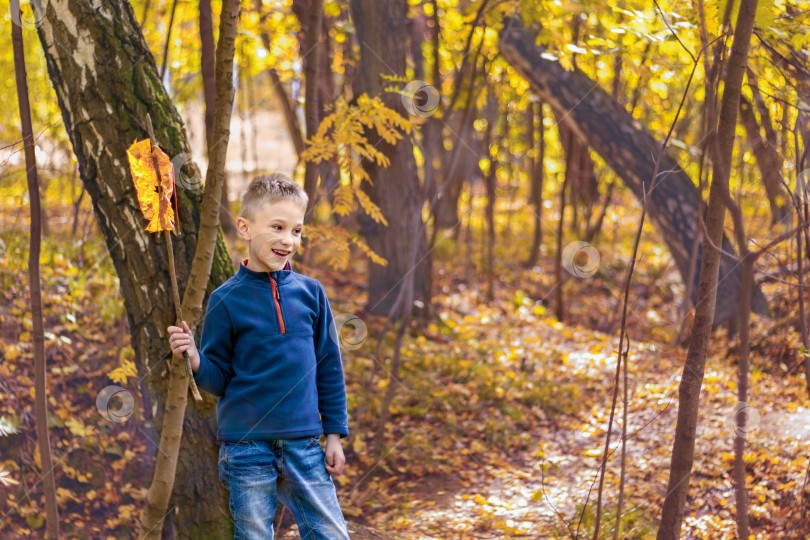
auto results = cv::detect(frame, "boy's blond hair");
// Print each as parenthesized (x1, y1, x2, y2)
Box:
(238, 173, 309, 221)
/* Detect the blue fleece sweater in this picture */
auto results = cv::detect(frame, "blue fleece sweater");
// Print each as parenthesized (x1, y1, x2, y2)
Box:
(192, 260, 349, 441)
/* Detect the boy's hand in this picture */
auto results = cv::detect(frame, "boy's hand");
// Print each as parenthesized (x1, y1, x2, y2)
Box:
(324, 434, 345, 476)
(167, 321, 200, 374)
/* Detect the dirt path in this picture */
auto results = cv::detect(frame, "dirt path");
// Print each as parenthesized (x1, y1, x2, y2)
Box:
(377, 327, 679, 538)
(339, 300, 809, 539)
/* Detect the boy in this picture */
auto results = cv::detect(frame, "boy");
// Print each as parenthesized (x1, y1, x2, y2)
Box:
(168, 173, 351, 540)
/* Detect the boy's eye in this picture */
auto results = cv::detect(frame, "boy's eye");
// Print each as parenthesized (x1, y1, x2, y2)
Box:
(294, 229, 302, 235)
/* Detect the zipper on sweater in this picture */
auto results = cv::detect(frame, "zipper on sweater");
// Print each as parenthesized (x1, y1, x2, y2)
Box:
(269, 277, 286, 334)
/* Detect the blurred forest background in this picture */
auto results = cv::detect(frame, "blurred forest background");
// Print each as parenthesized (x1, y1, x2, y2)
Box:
(1, 0, 810, 538)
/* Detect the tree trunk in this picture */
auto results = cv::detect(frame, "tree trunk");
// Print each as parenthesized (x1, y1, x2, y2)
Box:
(499, 18, 769, 327)
(657, 0, 760, 535)
(199, 0, 235, 237)
(200, 0, 216, 152)
(525, 100, 545, 268)
(431, 49, 482, 232)
(406, 8, 426, 83)
(421, 0, 444, 237)
(733, 255, 754, 539)
(268, 67, 306, 157)
(254, 0, 305, 160)
(556, 116, 598, 233)
(555, 129, 575, 322)
(738, 95, 788, 224)
(158, 0, 179, 81)
(36, 1, 234, 537)
(13, 11, 60, 538)
(141, 1, 240, 537)
(434, 106, 481, 230)
(483, 97, 498, 303)
(349, 0, 432, 317)
(796, 171, 810, 402)
(316, 13, 341, 211)
(317, 12, 336, 116)
(297, 0, 324, 216)
(292, 0, 341, 244)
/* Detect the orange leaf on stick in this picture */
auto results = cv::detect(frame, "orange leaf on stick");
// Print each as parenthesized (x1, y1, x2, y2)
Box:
(126, 139, 175, 232)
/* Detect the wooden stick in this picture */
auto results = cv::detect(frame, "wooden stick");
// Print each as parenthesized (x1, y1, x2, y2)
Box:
(146, 114, 202, 401)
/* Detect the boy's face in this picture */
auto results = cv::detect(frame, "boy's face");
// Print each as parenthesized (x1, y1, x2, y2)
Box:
(237, 199, 305, 272)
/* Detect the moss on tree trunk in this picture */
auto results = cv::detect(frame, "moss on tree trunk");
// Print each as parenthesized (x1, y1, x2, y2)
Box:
(36, 1, 233, 536)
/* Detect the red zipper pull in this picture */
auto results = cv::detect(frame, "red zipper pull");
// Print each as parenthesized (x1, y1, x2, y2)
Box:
(269, 276, 285, 333)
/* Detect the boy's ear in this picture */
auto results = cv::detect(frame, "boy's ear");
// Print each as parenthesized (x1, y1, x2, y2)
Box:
(236, 217, 251, 241)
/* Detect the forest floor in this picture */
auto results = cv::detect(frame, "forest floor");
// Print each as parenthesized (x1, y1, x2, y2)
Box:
(285, 258, 809, 540)
(1, 179, 809, 538)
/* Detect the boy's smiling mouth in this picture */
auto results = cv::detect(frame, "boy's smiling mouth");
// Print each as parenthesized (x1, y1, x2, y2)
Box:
(272, 249, 290, 257)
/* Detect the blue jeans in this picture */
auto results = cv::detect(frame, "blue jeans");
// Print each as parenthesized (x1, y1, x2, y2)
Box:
(218, 436, 350, 540)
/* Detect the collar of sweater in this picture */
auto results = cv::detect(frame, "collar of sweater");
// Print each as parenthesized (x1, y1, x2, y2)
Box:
(238, 258, 293, 284)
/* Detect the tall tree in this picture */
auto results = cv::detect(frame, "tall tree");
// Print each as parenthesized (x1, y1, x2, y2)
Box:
(141, 0, 240, 537)
(349, 0, 432, 316)
(483, 94, 498, 303)
(254, 0, 306, 160)
(293, 0, 324, 215)
(429, 46, 484, 233)
(499, 17, 768, 326)
(419, 0, 446, 237)
(36, 1, 233, 536)
(525, 99, 545, 268)
(738, 93, 788, 224)
(12, 6, 59, 538)
(292, 0, 342, 235)
(199, 0, 216, 150)
(433, 105, 483, 231)
(199, 0, 236, 236)
(657, 0, 760, 535)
